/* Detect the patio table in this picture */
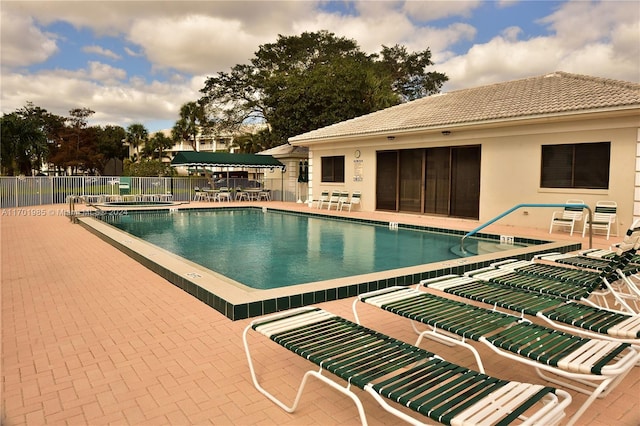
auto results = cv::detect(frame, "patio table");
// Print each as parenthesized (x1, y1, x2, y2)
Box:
(245, 189, 261, 201)
(202, 189, 220, 202)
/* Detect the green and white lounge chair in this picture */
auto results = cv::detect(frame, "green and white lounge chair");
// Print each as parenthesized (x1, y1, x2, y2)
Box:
(484, 239, 640, 312)
(536, 221, 640, 272)
(537, 252, 640, 272)
(353, 288, 639, 426)
(423, 274, 640, 344)
(466, 265, 602, 300)
(535, 223, 640, 312)
(244, 307, 571, 426)
(463, 241, 638, 313)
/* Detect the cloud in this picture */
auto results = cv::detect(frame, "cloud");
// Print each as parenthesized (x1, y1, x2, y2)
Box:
(401, 0, 482, 21)
(128, 14, 270, 75)
(291, 6, 476, 58)
(0, 9, 58, 67)
(0, 65, 201, 129)
(439, 0, 640, 90)
(537, 0, 632, 48)
(82, 45, 122, 60)
(87, 61, 127, 82)
(538, 0, 639, 81)
(124, 46, 143, 57)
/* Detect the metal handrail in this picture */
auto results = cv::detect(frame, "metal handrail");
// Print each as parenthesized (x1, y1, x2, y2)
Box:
(68, 195, 102, 223)
(461, 203, 593, 253)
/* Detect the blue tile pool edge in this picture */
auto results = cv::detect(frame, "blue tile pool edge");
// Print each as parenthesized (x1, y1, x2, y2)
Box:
(78, 207, 581, 321)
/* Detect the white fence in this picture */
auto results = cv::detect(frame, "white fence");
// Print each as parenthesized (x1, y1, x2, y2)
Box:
(0, 176, 291, 208)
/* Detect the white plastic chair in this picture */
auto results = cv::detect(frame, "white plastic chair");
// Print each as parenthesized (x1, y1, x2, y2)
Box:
(339, 191, 361, 212)
(193, 187, 207, 202)
(216, 187, 231, 202)
(326, 191, 341, 210)
(549, 199, 584, 235)
(315, 190, 329, 209)
(583, 200, 618, 240)
(235, 188, 248, 201)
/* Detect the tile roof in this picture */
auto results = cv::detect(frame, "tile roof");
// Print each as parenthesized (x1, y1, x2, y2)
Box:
(289, 71, 640, 143)
(258, 143, 309, 157)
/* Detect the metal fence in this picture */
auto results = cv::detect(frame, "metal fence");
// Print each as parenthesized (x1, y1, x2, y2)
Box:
(0, 176, 291, 208)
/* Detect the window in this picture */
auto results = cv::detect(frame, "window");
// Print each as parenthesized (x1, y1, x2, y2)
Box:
(541, 142, 610, 189)
(321, 156, 345, 183)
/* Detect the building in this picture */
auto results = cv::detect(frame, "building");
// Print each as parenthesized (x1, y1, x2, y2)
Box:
(125, 123, 268, 164)
(289, 72, 640, 232)
(258, 143, 309, 202)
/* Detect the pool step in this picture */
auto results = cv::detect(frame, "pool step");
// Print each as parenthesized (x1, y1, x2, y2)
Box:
(452, 240, 521, 257)
(477, 241, 519, 254)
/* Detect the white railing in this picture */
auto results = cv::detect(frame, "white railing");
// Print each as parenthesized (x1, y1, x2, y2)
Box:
(0, 176, 292, 207)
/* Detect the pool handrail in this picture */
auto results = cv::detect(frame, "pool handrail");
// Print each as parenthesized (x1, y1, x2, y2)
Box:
(460, 203, 593, 253)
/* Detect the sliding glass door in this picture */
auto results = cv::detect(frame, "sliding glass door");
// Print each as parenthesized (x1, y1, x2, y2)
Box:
(424, 147, 450, 215)
(449, 146, 481, 219)
(399, 150, 423, 212)
(376, 151, 398, 211)
(376, 146, 480, 219)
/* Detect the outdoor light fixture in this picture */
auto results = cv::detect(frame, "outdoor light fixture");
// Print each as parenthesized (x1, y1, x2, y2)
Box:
(442, 130, 451, 135)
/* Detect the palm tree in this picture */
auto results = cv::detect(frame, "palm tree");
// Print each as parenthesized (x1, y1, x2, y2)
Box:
(126, 123, 148, 161)
(233, 133, 263, 154)
(147, 132, 174, 161)
(172, 101, 207, 151)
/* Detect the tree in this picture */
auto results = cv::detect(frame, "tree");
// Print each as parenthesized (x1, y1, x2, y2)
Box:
(96, 125, 127, 161)
(95, 125, 127, 173)
(172, 101, 208, 151)
(1, 112, 46, 175)
(233, 133, 260, 154)
(143, 132, 174, 160)
(377, 45, 448, 102)
(0, 102, 63, 176)
(47, 107, 97, 175)
(67, 107, 95, 129)
(125, 123, 149, 161)
(123, 158, 174, 177)
(200, 30, 448, 144)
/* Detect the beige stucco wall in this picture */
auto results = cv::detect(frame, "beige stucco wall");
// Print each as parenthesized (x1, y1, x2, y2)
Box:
(305, 112, 639, 233)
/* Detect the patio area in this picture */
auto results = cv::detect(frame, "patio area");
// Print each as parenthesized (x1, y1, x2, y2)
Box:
(2, 202, 638, 425)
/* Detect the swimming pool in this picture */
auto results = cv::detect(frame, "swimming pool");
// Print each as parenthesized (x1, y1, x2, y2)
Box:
(82, 206, 580, 320)
(102, 208, 527, 289)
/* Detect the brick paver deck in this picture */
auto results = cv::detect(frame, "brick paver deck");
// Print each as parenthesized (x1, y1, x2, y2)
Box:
(2, 203, 638, 425)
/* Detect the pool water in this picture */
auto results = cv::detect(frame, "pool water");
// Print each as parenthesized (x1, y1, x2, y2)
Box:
(102, 208, 524, 289)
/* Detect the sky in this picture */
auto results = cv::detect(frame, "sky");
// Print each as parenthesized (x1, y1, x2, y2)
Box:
(1, 0, 639, 133)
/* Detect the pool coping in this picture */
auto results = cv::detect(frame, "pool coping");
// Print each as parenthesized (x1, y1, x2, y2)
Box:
(78, 206, 581, 320)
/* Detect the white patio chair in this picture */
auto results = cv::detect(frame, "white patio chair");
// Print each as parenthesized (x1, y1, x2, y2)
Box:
(549, 199, 584, 236)
(583, 200, 618, 240)
(314, 190, 329, 209)
(339, 191, 361, 212)
(193, 187, 207, 202)
(326, 191, 341, 210)
(216, 187, 231, 202)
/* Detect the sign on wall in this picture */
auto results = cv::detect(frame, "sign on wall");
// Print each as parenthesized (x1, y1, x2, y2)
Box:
(353, 159, 363, 182)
